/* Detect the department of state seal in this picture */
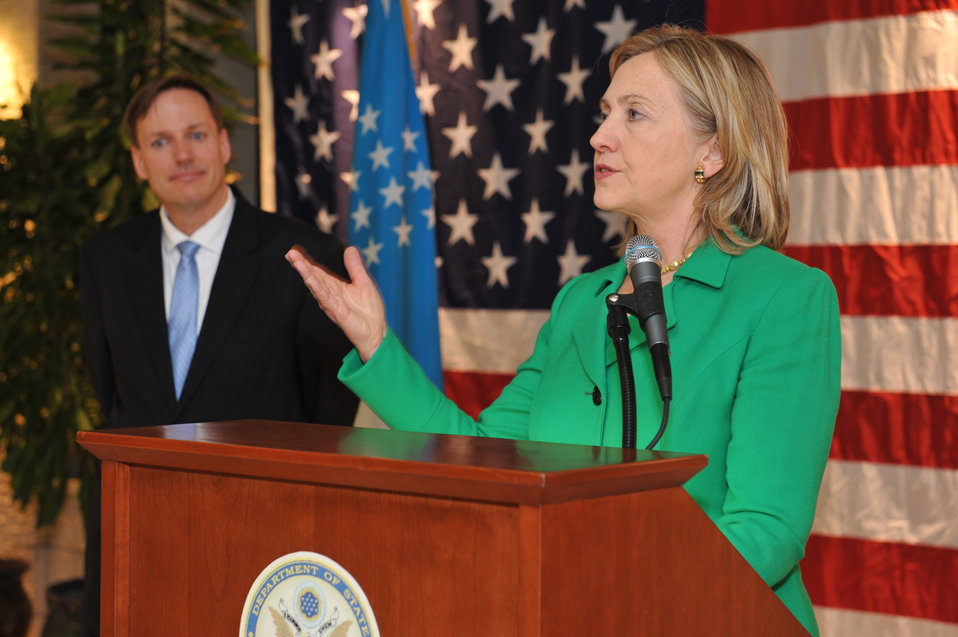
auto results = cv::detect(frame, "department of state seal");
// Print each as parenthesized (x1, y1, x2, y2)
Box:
(240, 551, 380, 637)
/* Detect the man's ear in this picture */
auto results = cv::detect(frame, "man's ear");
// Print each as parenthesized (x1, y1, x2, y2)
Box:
(219, 128, 232, 165)
(131, 146, 147, 180)
(702, 136, 724, 178)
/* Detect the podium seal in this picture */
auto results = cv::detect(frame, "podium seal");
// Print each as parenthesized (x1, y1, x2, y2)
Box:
(240, 551, 380, 637)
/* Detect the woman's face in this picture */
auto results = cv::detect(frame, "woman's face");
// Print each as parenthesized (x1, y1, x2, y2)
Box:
(590, 52, 712, 223)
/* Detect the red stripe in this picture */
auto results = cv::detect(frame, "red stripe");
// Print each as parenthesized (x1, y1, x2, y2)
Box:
(706, 0, 956, 35)
(786, 91, 958, 171)
(804, 534, 958, 623)
(832, 390, 958, 469)
(447, 378, 958, 470)
(785, 244, 958, 318)
(443, 370, 512, 418)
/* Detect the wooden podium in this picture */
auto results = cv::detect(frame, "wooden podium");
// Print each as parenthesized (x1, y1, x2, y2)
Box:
(77, 420, 805, 635)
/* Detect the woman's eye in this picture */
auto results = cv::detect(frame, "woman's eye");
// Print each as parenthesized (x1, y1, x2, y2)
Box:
(627, 109, 641, 120)
(191, 131, 206, 141)
(151, 139, 167, 148)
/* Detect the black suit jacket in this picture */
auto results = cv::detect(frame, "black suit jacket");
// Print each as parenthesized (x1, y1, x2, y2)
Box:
(80, 191, 358, 429)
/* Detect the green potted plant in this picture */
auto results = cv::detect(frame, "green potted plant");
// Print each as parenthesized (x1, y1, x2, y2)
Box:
(0, 0, 257, 529)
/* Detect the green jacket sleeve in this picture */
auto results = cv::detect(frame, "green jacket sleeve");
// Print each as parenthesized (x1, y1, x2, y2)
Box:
(715, 268, 841, 589)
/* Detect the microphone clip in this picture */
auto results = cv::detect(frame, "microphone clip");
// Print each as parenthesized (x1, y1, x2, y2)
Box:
(605, 292, 639, 340)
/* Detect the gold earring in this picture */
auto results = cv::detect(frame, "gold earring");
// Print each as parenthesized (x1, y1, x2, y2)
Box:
(694, 166, 706, 184)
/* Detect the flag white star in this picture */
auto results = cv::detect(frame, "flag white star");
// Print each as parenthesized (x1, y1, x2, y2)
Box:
(401, 126, 420, 152)
(442, 25, 477, 71)
(393, 216, 414, 247)
(358, 104, 381, 134)
(557, 151, 590, 196)
(342, 4, 367, 39)
(295, 172, 312, 199)
(408, 162, 434, 191)
(362, 235, 384, 265)
(596, 5, 638, 54)
(315, 205, 339, 234)
(341, 90, 360, 121)
(312, 40, 343, 80)
(521, 199, 556, 243)
(441, 199, 480, 245)
(557, 240, 590, 285)
(442, 111, 478, 158)
(522, 17, 555, 64)
(285, 84, 310, 123)
(484, 0, 514, 22)
(477, 153, 519, 200)
(310, 121, 341, 162)
(416, 72, 441, 116)
(288, 8, 309, 45)
(341, 170, 361, 193)
(477, 65, 520, 111)
(481, 242, 518, 288)
(368, 140, 394, 170)
(379, 177, 406, 208)
(564, 0, 585, 10)
(558, 57, 589, 104)
(351, 200, 373, 231)
(595, 210, 628, 243)
(523, 109, 554, 154)
(422, 205, 436, 229)
(413, 0, 441, 29)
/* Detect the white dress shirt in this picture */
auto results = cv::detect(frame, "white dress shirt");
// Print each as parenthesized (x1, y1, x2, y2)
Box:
(160, 190, 235, 331)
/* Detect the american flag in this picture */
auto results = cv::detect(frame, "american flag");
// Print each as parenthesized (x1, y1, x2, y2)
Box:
(265, 0, 957, 633)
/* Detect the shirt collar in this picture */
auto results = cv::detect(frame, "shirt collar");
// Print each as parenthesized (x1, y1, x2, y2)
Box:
(160, 188, 236, 256)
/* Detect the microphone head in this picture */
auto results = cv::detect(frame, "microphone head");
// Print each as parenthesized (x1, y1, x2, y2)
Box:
(625, 235, 662, 269)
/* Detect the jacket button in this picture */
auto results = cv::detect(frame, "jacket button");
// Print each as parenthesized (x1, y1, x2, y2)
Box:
(592, 386, 602, 405)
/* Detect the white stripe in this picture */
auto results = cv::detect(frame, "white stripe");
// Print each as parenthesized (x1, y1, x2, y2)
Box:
(841, 316, 958, 395)
(788, 165, 958, 246)
(728, 10, 958, 101)
(814, 460, 958, 549)
(439, 308, 548, 373)
(441, 314, 958, 396)
(814, 606, 958, 637)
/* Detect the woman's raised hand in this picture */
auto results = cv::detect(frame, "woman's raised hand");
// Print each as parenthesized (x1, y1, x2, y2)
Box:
(286, 245, 387, 361)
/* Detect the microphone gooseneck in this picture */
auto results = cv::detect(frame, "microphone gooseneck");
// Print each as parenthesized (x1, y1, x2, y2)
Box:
(605, 235, 674, 450)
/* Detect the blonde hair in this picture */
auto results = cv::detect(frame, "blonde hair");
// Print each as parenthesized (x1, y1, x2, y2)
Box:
(610, 25, 790, 252)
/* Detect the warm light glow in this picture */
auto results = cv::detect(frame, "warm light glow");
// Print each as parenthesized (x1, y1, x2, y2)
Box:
(0, 41, 22, 119)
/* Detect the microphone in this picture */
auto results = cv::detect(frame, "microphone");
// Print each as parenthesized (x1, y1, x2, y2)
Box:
(624, 235, 672, 401)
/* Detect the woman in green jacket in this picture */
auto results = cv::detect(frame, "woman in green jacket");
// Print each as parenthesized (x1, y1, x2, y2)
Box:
(288, 25, 840, 635)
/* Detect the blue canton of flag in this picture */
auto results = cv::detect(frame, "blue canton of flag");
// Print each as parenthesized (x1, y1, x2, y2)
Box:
(350, 0, 443, 388)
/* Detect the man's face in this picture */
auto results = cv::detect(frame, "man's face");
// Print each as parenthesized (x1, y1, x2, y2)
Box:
(131, 88, 231, 223)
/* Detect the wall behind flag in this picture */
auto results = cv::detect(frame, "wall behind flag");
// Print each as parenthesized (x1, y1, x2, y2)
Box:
(261, 0, 958, 633)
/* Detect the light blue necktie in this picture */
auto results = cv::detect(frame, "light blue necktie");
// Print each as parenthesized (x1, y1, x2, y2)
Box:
(169, 240, 200, 400)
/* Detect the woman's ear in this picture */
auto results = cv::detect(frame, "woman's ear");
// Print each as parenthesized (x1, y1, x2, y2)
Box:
(703, 136, 724, 178)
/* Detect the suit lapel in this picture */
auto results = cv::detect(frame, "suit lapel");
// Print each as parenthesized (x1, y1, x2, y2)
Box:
(571, 266, 621, 390)
(126, 214, 179, 412)
(175, 197, 263, 412)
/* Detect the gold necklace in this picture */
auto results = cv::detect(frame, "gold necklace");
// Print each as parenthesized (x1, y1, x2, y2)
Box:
(661, 253, 693, 274)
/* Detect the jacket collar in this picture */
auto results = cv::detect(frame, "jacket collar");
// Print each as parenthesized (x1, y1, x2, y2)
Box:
(571, 238, 733, 385)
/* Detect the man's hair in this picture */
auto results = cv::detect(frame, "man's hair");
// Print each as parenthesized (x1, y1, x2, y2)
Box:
(611, 25, 790, 253)
(122, 74, 226, 148)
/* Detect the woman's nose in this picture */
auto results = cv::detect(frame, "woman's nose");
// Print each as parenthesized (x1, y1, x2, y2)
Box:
(590, 119, 616, 153)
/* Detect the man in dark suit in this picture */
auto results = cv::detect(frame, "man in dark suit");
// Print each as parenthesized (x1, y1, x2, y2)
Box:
(79, 74, 358, 634)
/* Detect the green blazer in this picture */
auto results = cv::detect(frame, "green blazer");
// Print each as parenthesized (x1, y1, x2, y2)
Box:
(342, 238, 841, 635)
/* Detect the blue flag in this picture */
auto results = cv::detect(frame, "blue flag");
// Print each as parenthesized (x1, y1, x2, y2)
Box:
(349, 0, 442, 388)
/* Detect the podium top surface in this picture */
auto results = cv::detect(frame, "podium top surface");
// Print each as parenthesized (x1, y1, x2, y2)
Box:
(78, 420, 706, 505)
